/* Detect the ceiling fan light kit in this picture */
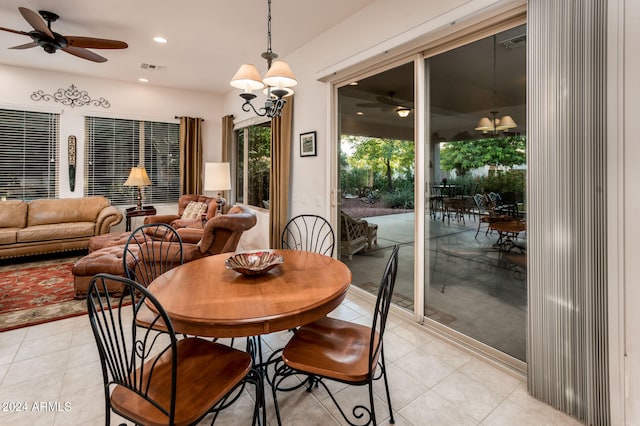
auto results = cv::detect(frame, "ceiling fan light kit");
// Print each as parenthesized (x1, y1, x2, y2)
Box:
(396, 106, 411, 118)
(0, 7, 127, 63)
(230, 0, 297, 119)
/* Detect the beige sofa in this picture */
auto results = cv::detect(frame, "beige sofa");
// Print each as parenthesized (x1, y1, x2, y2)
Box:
(0, 196, 123, 259)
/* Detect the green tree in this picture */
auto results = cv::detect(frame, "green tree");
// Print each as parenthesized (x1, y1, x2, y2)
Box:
(439, 135, 526, 176)
(342, 135, 414, 191)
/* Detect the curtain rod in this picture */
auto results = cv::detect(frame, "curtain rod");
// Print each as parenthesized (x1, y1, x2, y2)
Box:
(174, 116, 205, 121)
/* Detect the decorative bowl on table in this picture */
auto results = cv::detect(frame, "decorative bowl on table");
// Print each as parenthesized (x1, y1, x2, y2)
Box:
(225, 251, 284, 276)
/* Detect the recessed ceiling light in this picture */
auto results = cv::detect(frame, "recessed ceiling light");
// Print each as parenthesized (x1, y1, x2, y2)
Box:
(138, 78, 149, 83)
(153, 36, 167, 44)
(349, 82, 359, 86)
(356, 111, 364, 115)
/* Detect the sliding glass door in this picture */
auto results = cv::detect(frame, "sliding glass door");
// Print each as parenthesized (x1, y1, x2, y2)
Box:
(333, 24, 527, 363)
(337, 62, 416, 310)
(425, 25, 527, 361)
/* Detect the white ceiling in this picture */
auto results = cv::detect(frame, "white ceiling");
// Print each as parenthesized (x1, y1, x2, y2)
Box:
(0, 0, 375, 95)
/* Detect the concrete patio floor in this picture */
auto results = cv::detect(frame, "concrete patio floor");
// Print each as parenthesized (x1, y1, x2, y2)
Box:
(342, 211, 527, 362)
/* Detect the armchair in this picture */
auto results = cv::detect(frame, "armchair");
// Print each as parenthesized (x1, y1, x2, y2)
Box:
(144, 194, 217, 243)
(181, 204, 257, 263)
(340, 210, 369, 260)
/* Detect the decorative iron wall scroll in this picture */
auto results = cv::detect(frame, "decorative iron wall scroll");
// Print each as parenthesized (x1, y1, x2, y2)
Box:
(31, 84, 110, 108)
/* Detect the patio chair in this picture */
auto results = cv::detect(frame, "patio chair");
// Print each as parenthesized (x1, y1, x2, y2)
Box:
(473, 193, 512, 239)
(339, 210, 369, 260)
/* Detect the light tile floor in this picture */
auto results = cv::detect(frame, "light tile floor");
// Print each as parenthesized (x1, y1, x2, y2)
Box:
(0, 290, 581, 425)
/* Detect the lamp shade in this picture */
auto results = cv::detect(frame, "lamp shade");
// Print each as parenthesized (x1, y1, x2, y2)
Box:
(262, 60, 297, 88)
(123, 167, 152, 187)
(204, 162, 231, 191)
(230, 64, 265, 92)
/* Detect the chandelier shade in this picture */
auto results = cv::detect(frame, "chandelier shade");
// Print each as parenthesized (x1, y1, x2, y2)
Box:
(496, 115, 517, 129)
(262, 60, 297, 88)
(230, 64, 265, 92)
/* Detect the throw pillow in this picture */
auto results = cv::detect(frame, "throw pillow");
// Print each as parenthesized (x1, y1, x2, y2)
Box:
(181, 201, 208, 220)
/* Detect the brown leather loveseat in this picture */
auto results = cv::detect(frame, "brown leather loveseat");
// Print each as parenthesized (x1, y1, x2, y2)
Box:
(0, 196, 123, 259)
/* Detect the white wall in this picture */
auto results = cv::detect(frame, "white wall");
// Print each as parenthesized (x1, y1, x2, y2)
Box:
(0, 63, 222, 231)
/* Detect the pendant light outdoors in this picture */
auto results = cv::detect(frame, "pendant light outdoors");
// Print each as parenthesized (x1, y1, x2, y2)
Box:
(230, 0, 297, 118)
(475, 35, 517, 135)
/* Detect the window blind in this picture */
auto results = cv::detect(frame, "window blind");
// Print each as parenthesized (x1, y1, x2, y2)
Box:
(0, 108, 59, 200)
(85, 117, 179, 206)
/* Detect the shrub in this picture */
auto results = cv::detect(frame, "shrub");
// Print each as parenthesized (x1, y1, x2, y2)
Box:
(382, 183, 415, 209)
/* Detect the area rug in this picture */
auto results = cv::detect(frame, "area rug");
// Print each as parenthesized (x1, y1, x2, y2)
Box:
(0, 256, 86, 332)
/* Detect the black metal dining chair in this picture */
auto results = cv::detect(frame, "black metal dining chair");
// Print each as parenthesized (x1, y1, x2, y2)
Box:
(87, 273, 261, 426)
(123, 223, 184, 287)
(281, 214, 335, 256)
(270, 245, 400, 425)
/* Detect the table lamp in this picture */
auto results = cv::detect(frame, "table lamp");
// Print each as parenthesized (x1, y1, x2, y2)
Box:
(123, 166, 152, 210)
(204, 162, 231, 215)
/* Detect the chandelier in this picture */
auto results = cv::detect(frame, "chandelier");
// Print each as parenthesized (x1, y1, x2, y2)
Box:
(475, 35, 517, 134)
(230, 0, 297, 118)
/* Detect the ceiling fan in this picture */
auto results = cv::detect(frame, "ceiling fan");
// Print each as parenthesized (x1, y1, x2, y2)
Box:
(0, 7, 128, 63)
(356, 91, 414, 117)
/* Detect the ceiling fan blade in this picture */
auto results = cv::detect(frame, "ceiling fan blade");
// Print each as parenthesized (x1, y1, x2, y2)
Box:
(62, 46, 107, 63)
(18, 7, 54, 38)
(9, 41, 37, 49)
(0, 26, 30, 36)
(66, 36, 128, 49)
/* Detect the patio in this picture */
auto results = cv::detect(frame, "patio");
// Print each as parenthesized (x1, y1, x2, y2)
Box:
(344, 210, 527, 361)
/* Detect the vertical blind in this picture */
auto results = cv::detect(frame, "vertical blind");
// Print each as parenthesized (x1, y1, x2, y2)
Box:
(85, 117, 179, 206)
(0, 108, 59, 200)
(527, 0, 609, 424)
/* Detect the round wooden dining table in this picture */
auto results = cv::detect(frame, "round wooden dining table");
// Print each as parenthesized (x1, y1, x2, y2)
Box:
(147, 250, 352, 338)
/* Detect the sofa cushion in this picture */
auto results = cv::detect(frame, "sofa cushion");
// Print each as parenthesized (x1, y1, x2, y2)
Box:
(181, 201, 208, 220)
(0, 228, 19, 245)
(17, 222, 96, 243)
(0, 201, 27, 228)
(27, 196, 110, 226)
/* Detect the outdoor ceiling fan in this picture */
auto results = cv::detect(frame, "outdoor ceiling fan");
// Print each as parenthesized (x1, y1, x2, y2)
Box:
(0, 7, 128, 63)
(356, 91, 414, 117)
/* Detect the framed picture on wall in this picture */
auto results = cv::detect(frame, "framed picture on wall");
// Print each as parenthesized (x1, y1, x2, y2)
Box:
(300, 131, 317, 157)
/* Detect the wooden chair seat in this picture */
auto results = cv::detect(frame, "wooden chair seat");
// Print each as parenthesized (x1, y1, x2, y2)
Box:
(111, 337, 251, 426)
(282, 316, 380, 383)
(88, 274, 261, 426)
(135, 303, 169, 332)
(271, 245, 400, 425)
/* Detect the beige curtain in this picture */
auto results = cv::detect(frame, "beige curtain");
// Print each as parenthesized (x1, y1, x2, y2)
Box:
(269, 97, 293, 248)
(220, 115, 234, 213)
(221, 115, 234, 162)
(179, 116, 203, 194)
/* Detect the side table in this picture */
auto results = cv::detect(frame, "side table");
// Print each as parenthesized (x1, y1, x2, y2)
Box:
(125, 205, 156, 231)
